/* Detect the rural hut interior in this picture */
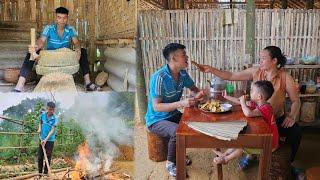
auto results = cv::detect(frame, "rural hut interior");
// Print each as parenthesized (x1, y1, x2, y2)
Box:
(0, 0, 137, 92)
(135, 0, 320, 180)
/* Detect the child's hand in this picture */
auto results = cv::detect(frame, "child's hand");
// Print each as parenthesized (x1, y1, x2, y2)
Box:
(239, 95, 247, 103)
(222, 90, 228, 98)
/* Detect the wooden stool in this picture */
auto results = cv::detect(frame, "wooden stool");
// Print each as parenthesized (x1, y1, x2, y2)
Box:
(306, 167, 320, 180)
(147, 129, 168, 162)
(269, 141, 292, 180)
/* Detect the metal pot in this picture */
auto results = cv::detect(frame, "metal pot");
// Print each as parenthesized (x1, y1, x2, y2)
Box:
(207, 76, 226, 98)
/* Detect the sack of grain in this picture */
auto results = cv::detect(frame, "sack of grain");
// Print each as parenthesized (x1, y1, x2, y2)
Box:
(38, 48, 78, 67)
(36, 64, 79, 75)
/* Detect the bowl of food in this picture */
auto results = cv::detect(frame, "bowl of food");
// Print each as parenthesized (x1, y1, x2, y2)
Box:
(199, 99, 232, 113)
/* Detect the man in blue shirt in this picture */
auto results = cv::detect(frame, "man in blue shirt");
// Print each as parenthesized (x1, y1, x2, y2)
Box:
(37, 101, 58, 175)
(145, 43, 206, 177)
(13, 7, 99, 92)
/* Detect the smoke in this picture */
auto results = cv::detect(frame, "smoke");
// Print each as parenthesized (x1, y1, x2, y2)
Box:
(62, 92, 134, 173)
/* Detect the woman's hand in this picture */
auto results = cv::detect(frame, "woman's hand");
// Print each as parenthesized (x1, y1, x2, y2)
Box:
(199, 65, 214, 73)
(281, 116, 296, 128)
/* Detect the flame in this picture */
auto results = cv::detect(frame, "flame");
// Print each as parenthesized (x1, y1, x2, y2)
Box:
(71, 141, 91, 179)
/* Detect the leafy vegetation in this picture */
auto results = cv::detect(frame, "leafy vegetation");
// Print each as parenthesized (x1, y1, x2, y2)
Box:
(0, 98, 85, 165)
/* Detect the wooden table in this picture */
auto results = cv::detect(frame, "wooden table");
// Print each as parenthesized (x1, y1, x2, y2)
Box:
(176, 106, 273, 180)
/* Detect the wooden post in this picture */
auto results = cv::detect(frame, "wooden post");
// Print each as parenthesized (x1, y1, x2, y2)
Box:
(163, 0, 169, 9)
(307, 0, 314, 9)
(246, 0, 255, 64)
(3, 0, 10, 21)
(281, 0, 288, 9)
(136, 22, 147, 124)
(31, 0, 37, 21)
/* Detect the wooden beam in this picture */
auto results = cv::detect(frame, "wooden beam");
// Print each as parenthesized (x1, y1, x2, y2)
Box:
(246, 0, 255, 63)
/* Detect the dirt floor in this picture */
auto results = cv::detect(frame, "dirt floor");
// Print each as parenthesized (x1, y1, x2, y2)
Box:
(134, 124, 320, 180)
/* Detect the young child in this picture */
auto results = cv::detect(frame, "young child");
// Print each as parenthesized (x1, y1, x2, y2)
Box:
(212, 80, 279, 166)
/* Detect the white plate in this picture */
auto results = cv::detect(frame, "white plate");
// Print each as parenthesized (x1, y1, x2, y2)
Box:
(199, 103, 233, 113)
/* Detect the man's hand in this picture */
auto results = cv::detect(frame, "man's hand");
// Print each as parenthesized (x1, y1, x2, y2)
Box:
(28, 45, 38, 54)
(41, 140, 47, 147)
(194, 90, 207, 103)
(75, 48, 81, 61)
(180, 98, 196, 108)
(281, 116, 295, 128)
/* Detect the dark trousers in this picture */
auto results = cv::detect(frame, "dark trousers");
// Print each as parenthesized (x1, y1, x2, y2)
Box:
(148, 112, 182, 163)
(38, 141, 54, 174)
(276, 115, 302, 162)
(20, 48, 90, 78)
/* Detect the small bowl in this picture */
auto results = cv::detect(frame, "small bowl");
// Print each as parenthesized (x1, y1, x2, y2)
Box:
(221, 103, 233, 111)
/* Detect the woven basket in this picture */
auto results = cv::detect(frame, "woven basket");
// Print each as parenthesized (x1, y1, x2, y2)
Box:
(36, 64, 79, 75)
(4, 68, 20, 83)
(38, 48, 78, 67)
(4, 68, 37, 83)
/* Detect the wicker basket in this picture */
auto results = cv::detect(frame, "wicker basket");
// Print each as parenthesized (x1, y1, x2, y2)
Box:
(4, 68, 20, 83)
(38, 48, 78, 67)
(36, 64, 79, 75)
(300, 100, 316, 123)
(4, 68, 37, 83)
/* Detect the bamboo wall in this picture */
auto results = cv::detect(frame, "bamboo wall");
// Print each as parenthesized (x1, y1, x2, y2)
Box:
(255, 9, 320, 63)
(138, 9, 320, 93)
(139, 9, 248, 92)
(0, 0, 90, 46)
(96, 0, 137, 40)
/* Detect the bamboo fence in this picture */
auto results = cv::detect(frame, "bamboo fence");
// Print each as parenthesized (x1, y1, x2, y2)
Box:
(138, 9, 320, 93)
(0, 125, 82, 161)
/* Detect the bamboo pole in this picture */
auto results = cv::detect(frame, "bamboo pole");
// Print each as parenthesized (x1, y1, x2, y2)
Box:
(136, 13, 147, 125)
(246, 0, 255, 64)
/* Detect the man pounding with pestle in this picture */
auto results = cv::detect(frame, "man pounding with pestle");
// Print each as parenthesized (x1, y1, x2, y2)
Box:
(12, 7, 100, 92)
(37, 101, 58, 176)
